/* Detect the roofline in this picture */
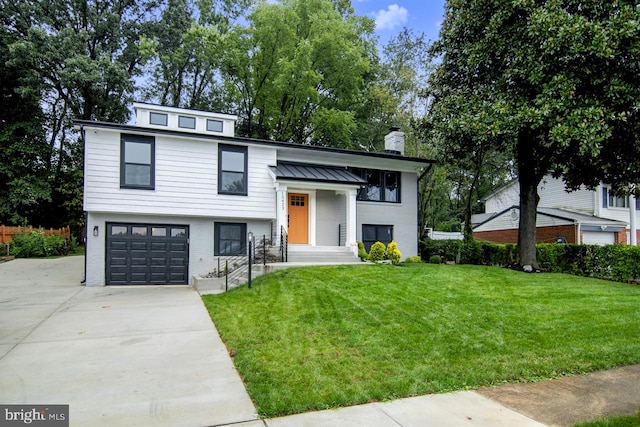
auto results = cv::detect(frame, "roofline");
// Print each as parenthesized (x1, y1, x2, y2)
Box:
(473, 205, 628, 229)
(74, 119, 435, 166)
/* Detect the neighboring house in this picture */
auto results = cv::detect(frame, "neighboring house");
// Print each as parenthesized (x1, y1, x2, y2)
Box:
(472, 175, 636, 246)
(77, 103, 433, 286)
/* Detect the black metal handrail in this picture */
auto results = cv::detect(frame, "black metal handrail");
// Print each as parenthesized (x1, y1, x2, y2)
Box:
(280, 225, 288, 262)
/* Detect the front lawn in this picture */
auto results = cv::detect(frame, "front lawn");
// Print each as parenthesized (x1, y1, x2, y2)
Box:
(202, 263, 640, 417)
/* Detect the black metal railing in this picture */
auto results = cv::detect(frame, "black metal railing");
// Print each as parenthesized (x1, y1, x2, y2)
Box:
(280, 225, 288, 262)
(338, 223, 347, 247)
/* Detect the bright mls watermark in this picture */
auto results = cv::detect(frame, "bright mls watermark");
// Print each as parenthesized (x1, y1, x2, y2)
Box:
(1, 405, 68, 426)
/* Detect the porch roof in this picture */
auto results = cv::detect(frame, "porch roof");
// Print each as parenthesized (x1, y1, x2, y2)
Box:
(270, 162, 366, 185)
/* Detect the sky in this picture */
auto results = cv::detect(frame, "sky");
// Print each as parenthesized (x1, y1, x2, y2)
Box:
(351, 0, 446, 48)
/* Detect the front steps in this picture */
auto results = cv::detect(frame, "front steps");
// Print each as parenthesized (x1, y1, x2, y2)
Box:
(286, 245, 361, 263)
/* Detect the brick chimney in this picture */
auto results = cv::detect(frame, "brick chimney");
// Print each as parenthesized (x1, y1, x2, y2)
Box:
(384, 127, 405, 155)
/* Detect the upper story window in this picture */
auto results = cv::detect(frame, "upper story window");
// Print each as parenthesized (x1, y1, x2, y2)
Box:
(350, 168, 400, 203)
(178, 115, 196, 129)
(120, 134, 155, 190)
(207, 119, 223, 132)
(149, 112, 168, 126)
(218, 144, 247, 195)
(602, 187, 631, 209)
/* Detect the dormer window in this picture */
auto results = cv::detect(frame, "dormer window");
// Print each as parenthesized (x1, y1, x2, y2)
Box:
(207, 119, 223, 133)
(178, 115, 196, 129)
(149, 112, 168, 126)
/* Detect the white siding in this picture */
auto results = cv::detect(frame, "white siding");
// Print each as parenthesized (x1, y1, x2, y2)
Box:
(485, 175, 596, 215)
(84, 128, 276, 219)
(537, 176, 594, 213)
(356, 172, 418, 258)
(485, 182, 519, 212)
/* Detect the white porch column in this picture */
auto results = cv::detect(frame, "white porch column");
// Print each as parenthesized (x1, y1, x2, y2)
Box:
(275, 184, 288, 245)
(345, 189, 357, 251)
(630, 194, 637, 245)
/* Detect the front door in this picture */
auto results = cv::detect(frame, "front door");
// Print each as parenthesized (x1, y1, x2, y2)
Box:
(288, 193, 309, 244)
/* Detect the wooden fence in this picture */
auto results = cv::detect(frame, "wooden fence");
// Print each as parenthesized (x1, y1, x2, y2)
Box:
(0, 225, 71, 244)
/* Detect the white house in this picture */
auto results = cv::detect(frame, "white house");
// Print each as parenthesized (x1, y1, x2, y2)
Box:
(77, 103, 433, 285)
(473, 175, 636, 246)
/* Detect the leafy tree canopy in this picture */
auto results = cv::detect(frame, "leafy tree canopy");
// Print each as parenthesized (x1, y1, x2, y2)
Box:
(424, 0, 640, 265)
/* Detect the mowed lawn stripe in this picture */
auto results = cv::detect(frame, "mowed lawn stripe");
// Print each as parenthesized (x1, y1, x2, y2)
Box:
(202, 263, 640, 417)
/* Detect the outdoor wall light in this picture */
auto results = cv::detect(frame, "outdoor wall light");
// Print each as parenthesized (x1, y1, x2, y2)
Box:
(93, 226, 99, 237)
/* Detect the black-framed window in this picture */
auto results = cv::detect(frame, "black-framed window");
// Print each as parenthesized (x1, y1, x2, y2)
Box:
(350, 168, 400, 202)
(218, 144, 247, 195)
(178, 115, 196, 129)
(215, 222, 247, 256)
(120, 134, 155, 189)
(362, 224, 393, 252)
(207, 119, 223, 132)
(149, 112, 168, 126)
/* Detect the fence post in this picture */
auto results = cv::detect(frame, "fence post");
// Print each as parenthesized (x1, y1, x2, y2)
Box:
(225, 260, 228, 292)
(263, 234, 267, 266)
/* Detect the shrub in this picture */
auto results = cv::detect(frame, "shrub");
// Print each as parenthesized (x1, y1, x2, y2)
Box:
(429, 255, 442, 264)
(404, 255, 422, 263)
(9, 230, 72, 258)
(357, 241, 368, 260)
(368, 241, 386, 262)
(386, 241, 402, 265)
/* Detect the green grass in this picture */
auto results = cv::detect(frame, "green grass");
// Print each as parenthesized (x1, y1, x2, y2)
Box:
(573, 411, 640, 427)
(202, 263, 640, 417)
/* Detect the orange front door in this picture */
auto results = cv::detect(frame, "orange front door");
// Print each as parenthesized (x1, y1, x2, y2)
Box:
(288, 193, 309, 244)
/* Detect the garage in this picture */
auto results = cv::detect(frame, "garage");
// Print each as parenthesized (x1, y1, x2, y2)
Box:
(106, 223, 189, 285)
(582, 230, 616, 246)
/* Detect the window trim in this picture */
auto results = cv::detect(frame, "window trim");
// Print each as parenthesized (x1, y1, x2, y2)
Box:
(207, 119, 224, 133)
(149, 112, 168, 126)
(218, 144, 248, 196)
(362, 224, 394, 252)
(351, 168, 401, 203)
(602, 186, 629, 209)
(178, 115, 196, 129)
(214, 222, 247, 256)
(120, 134, 155, 190)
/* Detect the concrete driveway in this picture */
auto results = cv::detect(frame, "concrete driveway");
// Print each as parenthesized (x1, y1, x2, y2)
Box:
(0, 257, 257, 426)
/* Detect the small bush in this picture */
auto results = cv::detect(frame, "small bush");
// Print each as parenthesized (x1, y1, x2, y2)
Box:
(404, 255, 422, 263)
(9, 231, 72, 258)
(368, 241, 386, 262)
(429, 254, 442, 264)
(357, 241, 368, 260)
(386, 241, 402, 265)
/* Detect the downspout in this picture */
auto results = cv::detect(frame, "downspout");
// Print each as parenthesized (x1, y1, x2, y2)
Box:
(576, 222, 581, 245)
(630, 194, 637, 245)
(417, 163, 434, 254)
(80, 124, 87, 284)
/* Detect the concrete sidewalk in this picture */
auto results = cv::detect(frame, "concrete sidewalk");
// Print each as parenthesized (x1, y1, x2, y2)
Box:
(0, 257, 257, 426)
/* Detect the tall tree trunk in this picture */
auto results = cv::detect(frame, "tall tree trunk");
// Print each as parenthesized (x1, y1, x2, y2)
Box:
(517, 132, 542, 267)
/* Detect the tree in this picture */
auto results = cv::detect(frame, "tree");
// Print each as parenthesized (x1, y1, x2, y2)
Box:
(220, 0, 377, 146)
(0, 24, 51, 226)
(3, 0, 162, 231)
(425, 0, 640, 266)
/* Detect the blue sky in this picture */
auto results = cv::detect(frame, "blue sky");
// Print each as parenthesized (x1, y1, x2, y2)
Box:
(351, 0, 446, 47)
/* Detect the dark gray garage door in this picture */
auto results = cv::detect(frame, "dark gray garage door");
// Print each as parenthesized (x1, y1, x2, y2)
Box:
(106, 223, 189, 285)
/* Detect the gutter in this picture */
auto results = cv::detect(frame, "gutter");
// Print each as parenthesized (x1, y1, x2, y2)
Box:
(80, 124, 87, 284)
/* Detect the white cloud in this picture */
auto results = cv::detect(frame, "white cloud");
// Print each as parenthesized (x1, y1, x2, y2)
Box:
(373, 4, 409, 31)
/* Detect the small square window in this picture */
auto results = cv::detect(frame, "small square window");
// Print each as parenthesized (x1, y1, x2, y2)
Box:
(215, 222, 247, 256)
(150, 112, 168, 126)
(207, 119, 223, 132)
(179, 115, 196, 129)
(151, 227, 167, 236)
(111, 226, 127, 236)
(132, 226, 147, 236)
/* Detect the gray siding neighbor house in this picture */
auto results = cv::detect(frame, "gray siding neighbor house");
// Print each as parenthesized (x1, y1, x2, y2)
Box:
(77, 103, 433, 286)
